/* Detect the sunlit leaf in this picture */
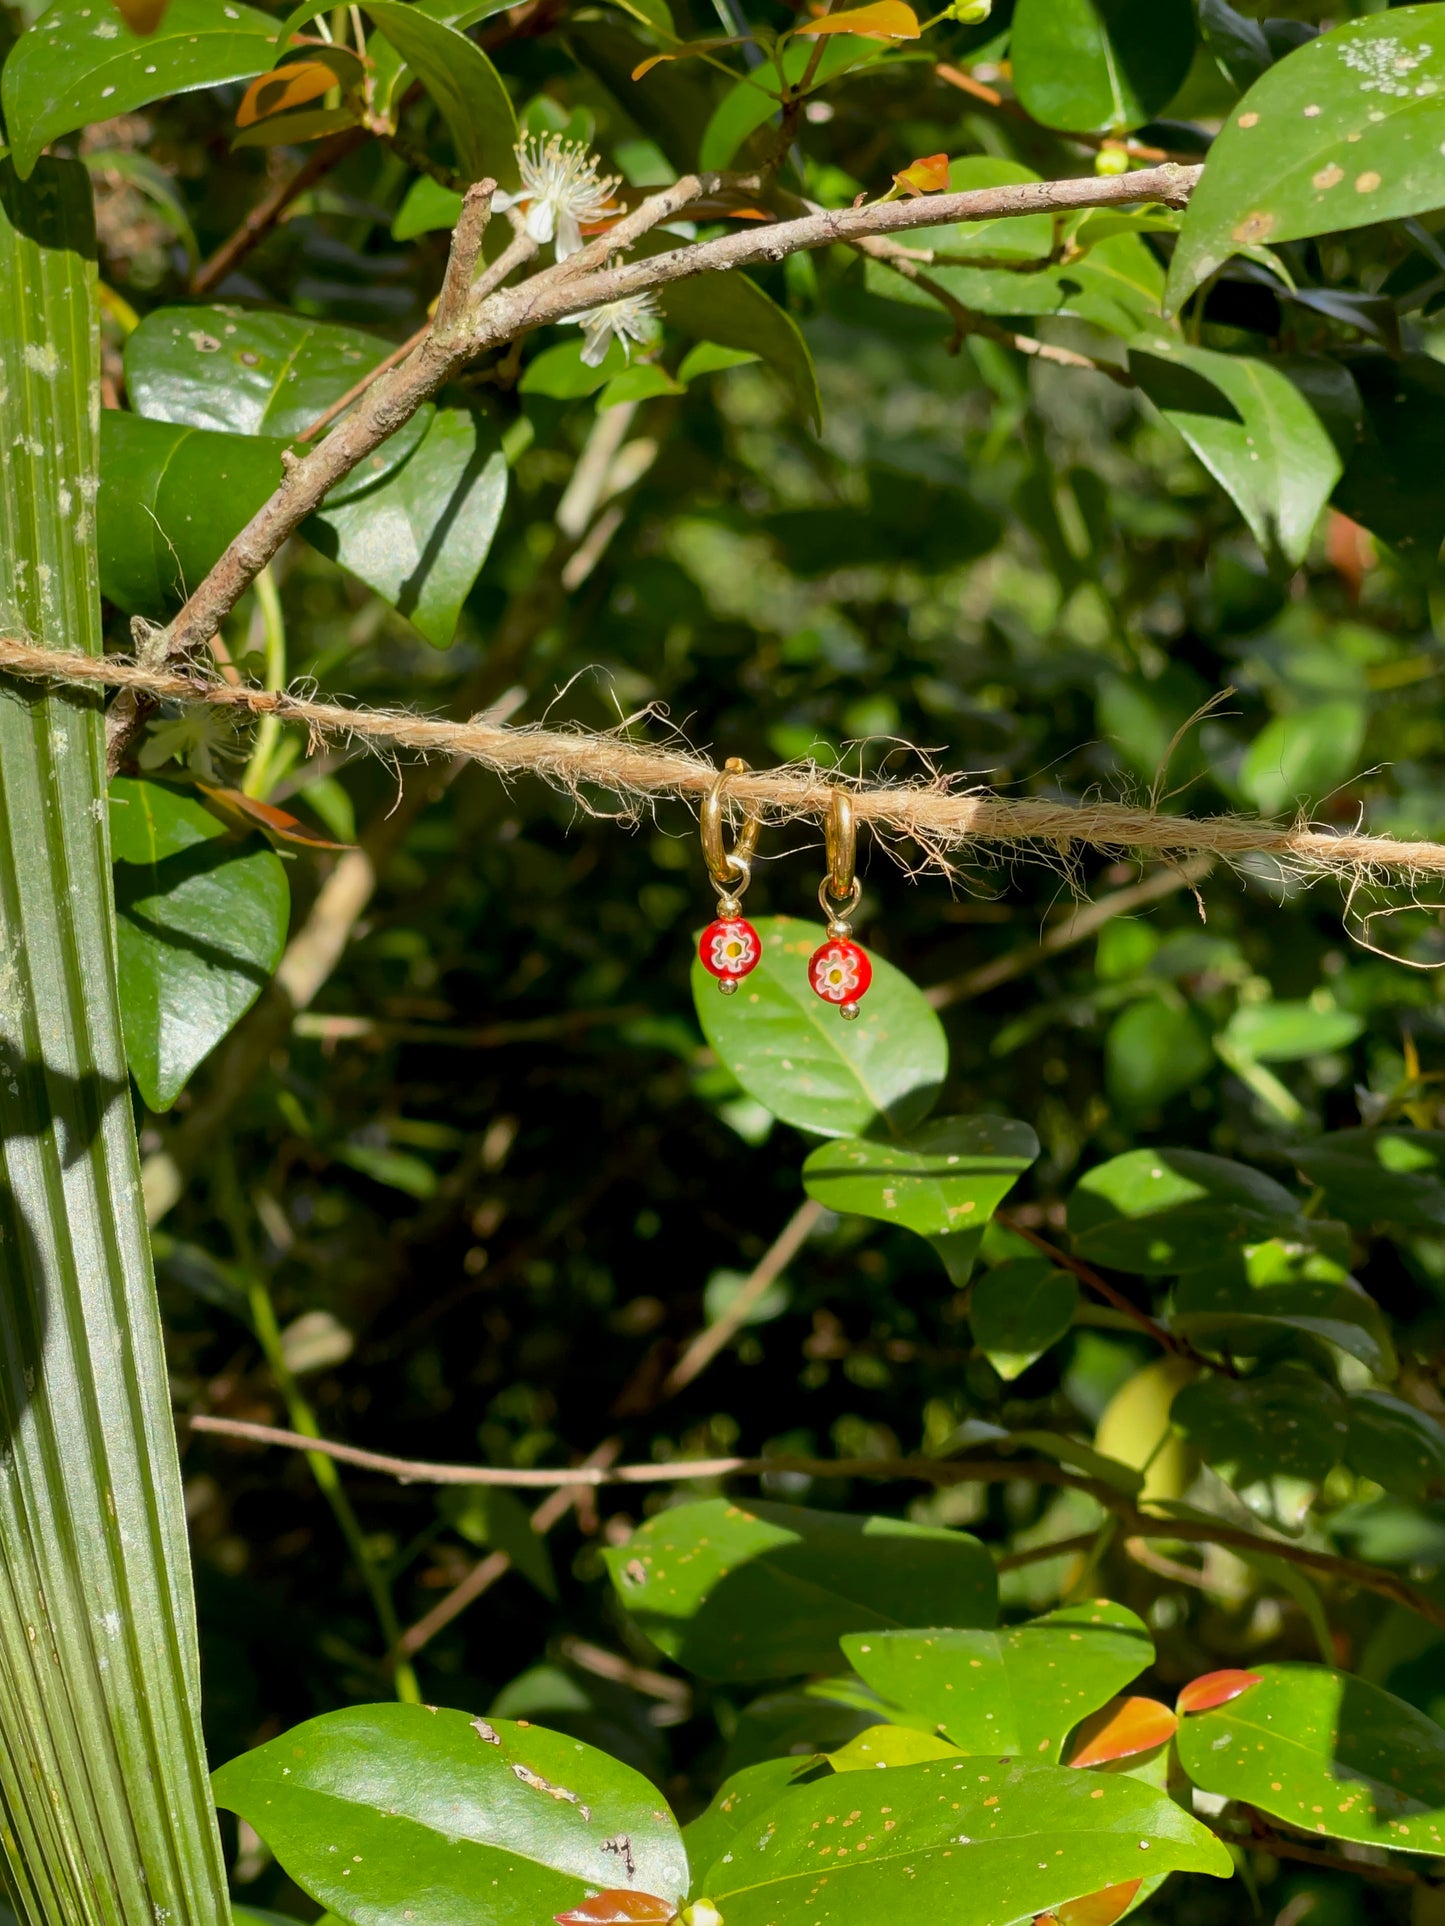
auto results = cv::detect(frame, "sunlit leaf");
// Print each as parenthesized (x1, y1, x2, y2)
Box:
(235, 58, 342, 128)
(556, 1893, 676, 1926)
(795, 1, 919, 37)
(1038, 1881, 1143, 1926)
(1176, 1670, 1262, 1714)
(1067, 1697, 1178, 1768)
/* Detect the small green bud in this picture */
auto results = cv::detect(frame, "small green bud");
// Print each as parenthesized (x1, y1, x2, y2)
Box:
(949, 0, 992, 20)
(1094, 143, 1130, 177)
(680, 1903, 722, 1926)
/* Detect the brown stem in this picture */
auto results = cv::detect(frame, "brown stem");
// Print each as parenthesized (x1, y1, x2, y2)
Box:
(298, 325, 428, 443)
(1238, 1809, 1445, 1890)
(995, 1212, 1200, 1363)
(661, 1197, 825, 1397)
(190, 127, 369, 298)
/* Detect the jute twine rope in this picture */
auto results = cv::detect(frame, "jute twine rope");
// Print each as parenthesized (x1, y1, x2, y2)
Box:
(5, 635, 1443, 888)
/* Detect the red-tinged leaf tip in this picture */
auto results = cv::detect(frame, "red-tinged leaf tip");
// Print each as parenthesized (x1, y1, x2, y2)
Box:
(555, 1893, 677, 1926)
(795, 0, 920, 36)
(893, 152, 949, 195)
(236, 61, 338, 128)
(195, 783, 354, 851)
(1054, 1881, 1143, 1926)
(1067, 1696, 1178, 1769)
(1176, 1669, 1263, 1715)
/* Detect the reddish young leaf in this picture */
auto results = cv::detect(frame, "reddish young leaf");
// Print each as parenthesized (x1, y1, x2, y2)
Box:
(107, 0, 172, 33)
(1036, 1879, 1143, 1926)
(631, 38, 746, 78)
(555, 1893, 677, 1926)
(894, 153, 949, 195)
(236, 60, 339, 127)
(1067, 1695, 1177, 1768)
(196, 783, 353, 851)
(1176, 1669, 1262, 1715)
(795, 1, 920, 36)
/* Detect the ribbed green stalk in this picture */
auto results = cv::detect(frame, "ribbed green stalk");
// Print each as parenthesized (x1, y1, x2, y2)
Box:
(0, 161, 231, 1926)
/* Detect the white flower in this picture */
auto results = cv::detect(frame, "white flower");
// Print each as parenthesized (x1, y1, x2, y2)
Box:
(562, 291, 661, 368)
(493, 136, 621, 260)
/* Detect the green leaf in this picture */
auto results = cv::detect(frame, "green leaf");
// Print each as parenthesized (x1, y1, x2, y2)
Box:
(826, 1724, 961, 1769)
(1346, 1391, 1445, 1499)
(1292, 1128, 1445, 1230)
(519, 338, 630, 398)
(1128, 338, 1342, 569)
(110, 778, 290, 1112)
(213, 1704, 690, 1923)
(1175, 1664, 1445, 1854)
(392, 174, 465, 240)
(698, 39, 875, 173)
(1237, 702, 1366, 814)
(599, 363, 685, 408)
(1197, 0, 1271, 95)
(692, 915, 948, 1140)
(0, 154, 234, 1926)
(98, 412, 290, 616)
(842, 1602, 1154, 1760)
(1172, 1362, 1349, 1486)
(363, 3, 520, 189)
(1332, 351, 1445, 561)
(971, 1259, 1078, 1379)
(1105, 998, 1214, 1112)
(604, 1497, 996, 1681)
(1167, 7, 1445, 310)
(866, 234, 1165, 341)
(906, 155, 1053, 261)
(801, 1117, 1038, 1263)
(659, 273, 822, 431)
(1219, 999, 1365, 1063)
(437, 1486, 558, 1598)
(2, 0, 281, 180)
(1172, 1240, 1396, 1377)
(677, 341, 758, 382)
(1010, 0, 1197, 134)
(124, 303, 432, 498)
(683, 1758, 811, 1877)
(305, 400, 509, 647)
(702, 1757, 1232, 1921)
(1068, 1147, 1310, 1273)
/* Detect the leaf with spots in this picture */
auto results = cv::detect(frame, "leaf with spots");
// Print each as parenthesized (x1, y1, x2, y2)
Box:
(1171, 1362, 1349, 1488)
(1067, 1147, 1310, 1274)
(691, 914, 948, 1140)
(1127, 337, 1341, 571)
(801, 1114, 1039, 1283)
(699, 1757, 1231, 1926)
(1174, 1663, 1445, 1855)
(603, 1497, 997, 1683)
(212, 1704, 691, 1926)
(842, 1603, 1154, 1763)
(683, 1759, 814, 1879)
(2, 0, 281, 181)
(1168, 7, 1445, 310)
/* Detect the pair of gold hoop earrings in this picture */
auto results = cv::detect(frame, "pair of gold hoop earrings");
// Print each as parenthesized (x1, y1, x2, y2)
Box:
(696, 758, 873, 1021)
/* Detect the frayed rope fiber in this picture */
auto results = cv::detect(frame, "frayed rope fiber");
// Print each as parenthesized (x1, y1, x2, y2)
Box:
(6, 635, 1444, 883)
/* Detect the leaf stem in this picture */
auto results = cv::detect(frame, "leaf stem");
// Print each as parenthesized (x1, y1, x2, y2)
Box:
(240, 567, 286, 800)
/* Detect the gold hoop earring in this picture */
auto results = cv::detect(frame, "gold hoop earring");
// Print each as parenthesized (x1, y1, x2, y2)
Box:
(697, 758, 763, 996)
(808, 788, 871, 1021)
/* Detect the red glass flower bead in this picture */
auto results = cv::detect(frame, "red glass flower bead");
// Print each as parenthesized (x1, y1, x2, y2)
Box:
(699, 916, 762, 993)
(808, 935, 872, 1019)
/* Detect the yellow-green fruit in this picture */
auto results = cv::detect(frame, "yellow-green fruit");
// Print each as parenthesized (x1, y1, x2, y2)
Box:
(1094, 145, 1131, 177)
(1094, 1355, 1196, 1504)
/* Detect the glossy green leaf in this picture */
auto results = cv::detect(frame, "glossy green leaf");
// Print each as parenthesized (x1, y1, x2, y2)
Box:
(124, 303, 431, 498)
(110, 778, 289, 1112)
(826, 1724, 961, 1770)
(213, 1704, 690, 1924)
(1128, 338, 1341, 569)
(683, 1758, 812, 1877)
(1172, 1240, 1395, 1377)
(659, 273, 822, 431)
(604, 1497, 996, 1681)
(971, 1259, 1078, 1379)
(867, 234, 1164, 341)
(1010, 0, 1197, 134)
(0, 155, 234, 1926)
(1168, 8, 1445, 309)
(392, 174, 465, 240)
(1331, 352, 1445, 561)
(1292, 1128, 1445, 1230)
(98, 412, 289, 615)
(437, 1485, 557, 1598)
(599, 363, 685, 409)
(1346, 1391, 1445, 1499)
(801, 1117, 1038, 1264)
(677, 341, 758, 383)
(1237, 702, 1367, 814)
(1175, 1663, 1445, 1854)
(701, 1757, 1231, 1923)
(1105, 999, 1213, 1112)
(3, 0, 281, 180)
(1197, 0, 1272, 95)
(693, 915, 947, 1140)
(519, 338, 630, 399)
(843, 1602, 1154, 1761)
(1069, 1148, 1309, 1273)
(1219, 999, 1365, 1063)
(363, 3, 520, 189)
(1172, 1363, 1348, 1487)
(305, 400, 509, 647)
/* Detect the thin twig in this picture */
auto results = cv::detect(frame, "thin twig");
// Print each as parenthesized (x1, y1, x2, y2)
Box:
(17, 641, 1445, 883)
(191, 128, 368, 297)
(995, 1213, 1209, 1365)
(298, 325, 428, 443)
(662, 1197, 825, 1395)
(181, 1414, 1445, 1633)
